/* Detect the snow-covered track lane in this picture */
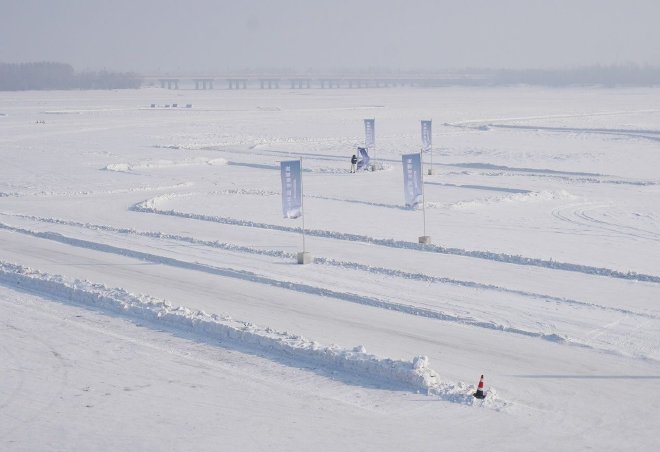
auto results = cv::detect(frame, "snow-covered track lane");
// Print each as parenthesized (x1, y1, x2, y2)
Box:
(0, 223, 573, 345)
(3, 214, 656, 320)
(130, 202, 660, 284)
(7, 221, 660, 362)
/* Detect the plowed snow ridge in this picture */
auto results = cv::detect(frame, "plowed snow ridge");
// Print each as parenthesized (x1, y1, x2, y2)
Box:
(0, 261, 504, 408)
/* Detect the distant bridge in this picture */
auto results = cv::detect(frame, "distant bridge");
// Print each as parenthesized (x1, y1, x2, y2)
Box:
(142, 73, 489, 90)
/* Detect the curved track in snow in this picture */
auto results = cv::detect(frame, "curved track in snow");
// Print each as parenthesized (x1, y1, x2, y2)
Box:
(552, 204, 660, 242)
(487, 124, 660, 143)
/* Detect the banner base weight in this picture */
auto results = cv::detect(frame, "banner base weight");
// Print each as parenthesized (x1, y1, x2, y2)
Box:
(297, 252, 313, 264)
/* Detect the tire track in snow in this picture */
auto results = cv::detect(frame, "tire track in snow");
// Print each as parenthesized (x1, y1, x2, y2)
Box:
(487, 124, 660, 143)
(443, 163, 659, 187)
(0, 316, 70, 438)
(444, 109, 660, 129)
(0, 328, 27, 413)
(552, 204, 660, 242)
(575, 208, 660, 242)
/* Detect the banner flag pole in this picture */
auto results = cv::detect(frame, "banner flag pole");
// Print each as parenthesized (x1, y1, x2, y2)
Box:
(422, 119, 433, 175)
(365, 118, 375, 170)
(419, 149, 430, 244)
(402, 152, 429, 243)
(421, 149, 427, 237)
(280, 157, 311, 264)
(300, 157, 306, 253)
(296, 157, 312, 263)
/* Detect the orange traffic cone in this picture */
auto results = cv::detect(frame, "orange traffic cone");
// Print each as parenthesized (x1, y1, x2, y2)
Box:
(473, 374, 486, 399)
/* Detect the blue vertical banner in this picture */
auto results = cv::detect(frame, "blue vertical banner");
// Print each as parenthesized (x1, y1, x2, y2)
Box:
(421, 120, 432, 152)
(402, 153, 423, 208)
(280, 160, 302, 218)
(364, 118, 375, 149)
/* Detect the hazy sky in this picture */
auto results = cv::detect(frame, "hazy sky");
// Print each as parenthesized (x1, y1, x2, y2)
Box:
(2, 0, 659, 73)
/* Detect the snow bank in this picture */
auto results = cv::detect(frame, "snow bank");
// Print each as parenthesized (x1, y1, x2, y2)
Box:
(104, 163, 132, 172)
(446, 190, 575, 210)
(3, 183, 193, 198)
(136, 192, 192, 210)
(0, 261, 502, 408)
(138, 190, 277, 211)
(211, 188, 279, 196)
(42, 110, 82, 115)
(103, 157, 227, 172)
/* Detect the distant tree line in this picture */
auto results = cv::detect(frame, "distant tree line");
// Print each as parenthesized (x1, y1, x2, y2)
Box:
(0, 62, 142, 90)
(490, 64, 660, 87)
(417, 64, 660, 88)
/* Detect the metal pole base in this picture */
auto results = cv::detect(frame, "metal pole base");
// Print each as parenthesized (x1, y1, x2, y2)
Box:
(418, 236, 432, 244)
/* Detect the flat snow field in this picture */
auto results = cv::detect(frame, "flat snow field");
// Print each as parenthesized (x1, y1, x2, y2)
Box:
(1, 86, 659, 451)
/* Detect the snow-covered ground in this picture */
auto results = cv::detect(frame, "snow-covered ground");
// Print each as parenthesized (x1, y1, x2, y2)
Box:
(1, 86, 659, 451)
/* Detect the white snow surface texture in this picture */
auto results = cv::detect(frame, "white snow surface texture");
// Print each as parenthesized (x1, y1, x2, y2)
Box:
(1, 87, 659, 451)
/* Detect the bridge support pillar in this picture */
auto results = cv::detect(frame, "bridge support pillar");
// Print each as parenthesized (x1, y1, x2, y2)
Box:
(321, 79, 341, 89)
(194, 79, 214, 90)
(228, 79, 248, 89)
(259, 79, 280, 89)
(159, 79, 179, 89)
(289, 79, 311, 89)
